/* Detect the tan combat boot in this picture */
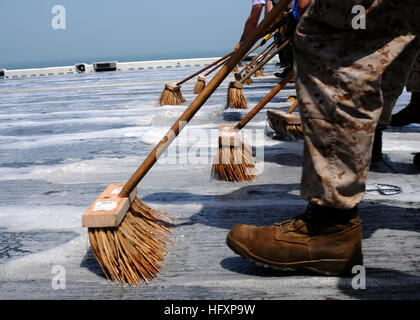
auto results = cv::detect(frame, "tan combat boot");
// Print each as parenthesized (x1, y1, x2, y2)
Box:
(226, 204, 363, 275)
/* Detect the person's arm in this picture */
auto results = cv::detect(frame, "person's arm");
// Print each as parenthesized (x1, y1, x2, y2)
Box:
(235, 4, 264, 50)
(265, 0, 273, 16)
(298, 0, 311, 19)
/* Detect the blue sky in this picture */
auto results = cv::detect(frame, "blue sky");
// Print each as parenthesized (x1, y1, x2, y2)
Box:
(0, 0, 252, 69)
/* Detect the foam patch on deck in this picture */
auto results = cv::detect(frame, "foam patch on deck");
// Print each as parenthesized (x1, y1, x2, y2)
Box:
(0, 205, 84, 232)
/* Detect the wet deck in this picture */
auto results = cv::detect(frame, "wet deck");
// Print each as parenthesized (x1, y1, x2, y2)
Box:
(0, 61, 419, 300)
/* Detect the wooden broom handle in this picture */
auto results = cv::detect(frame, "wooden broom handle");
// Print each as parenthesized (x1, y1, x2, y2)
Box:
(119, 0, 292, 198)
(239, 39, 290, 84)
(235, 71, 293, 130)
(204, 57, 229, 76)
(208, 35, 274, 77)
(176, 51, 234, 86)
(239, 40, 276, 75)
(287, 100, 299, 114)
(250, 41, 279, 70)
(202, 34, 275, 79)
(240, 33, 274, 65)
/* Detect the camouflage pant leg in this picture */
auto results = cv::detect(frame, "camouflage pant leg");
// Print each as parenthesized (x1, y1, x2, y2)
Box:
(378, 41, 420, 129)
(406, 53, 420, 92)
(294, 0, 420, 209)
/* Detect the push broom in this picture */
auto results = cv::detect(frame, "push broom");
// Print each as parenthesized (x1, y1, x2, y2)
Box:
(227, 39, 291, 109)
(193, 57, 228, 95)
(229, 42, 280, 108)
(267, 100, 303, 140)
(82, 0, 291, 286)
(159, 51, 234, 106)
(212, 71, 293, 182)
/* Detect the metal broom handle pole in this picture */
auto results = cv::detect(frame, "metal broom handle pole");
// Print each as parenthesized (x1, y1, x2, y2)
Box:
(119, 0, 292, 198)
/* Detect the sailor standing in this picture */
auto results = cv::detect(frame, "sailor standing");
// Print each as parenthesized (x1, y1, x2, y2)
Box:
(227, 0, 420, 275)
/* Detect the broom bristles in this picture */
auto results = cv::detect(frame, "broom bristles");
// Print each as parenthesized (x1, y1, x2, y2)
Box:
(285, 123, 303, 140)
(193, 75, 206, 94)
(227, 82, 248, 109)
(211, 139, 256, 182)
(244, 66, 253, 85)
(159, 83, 186, 106)
(88, 197, 171, 286)
(267, 113, 304, 140)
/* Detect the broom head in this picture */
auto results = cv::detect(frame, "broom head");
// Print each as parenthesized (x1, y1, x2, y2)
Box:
(255, 69, 265, 77)
(227, 81, 248, 109)
(159, 83, 186, 106)
(244, 75, 253, 85)
(83, 184, 171, 286)
(244, 67, 253, 85)
(267, 110, 303, 140)
(234, 73, 242, 81)
(211, 125, 256, 182)
(193, 74, 206, 94)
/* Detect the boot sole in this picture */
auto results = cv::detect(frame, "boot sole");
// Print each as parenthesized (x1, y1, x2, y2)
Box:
(226, 234, 363, 276)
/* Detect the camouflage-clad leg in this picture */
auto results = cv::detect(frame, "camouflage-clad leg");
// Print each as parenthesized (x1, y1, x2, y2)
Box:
(378, 42, 419, 129)
(386, 51, 420, 128)
(406, 53, 420, 92)
(294, 0, 420, 209)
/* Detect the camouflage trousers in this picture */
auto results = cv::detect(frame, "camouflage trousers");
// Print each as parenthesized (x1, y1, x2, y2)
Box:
(378, 45, 420, 129)
(294, 0, 420, 209)
(406, 54, 420, 92)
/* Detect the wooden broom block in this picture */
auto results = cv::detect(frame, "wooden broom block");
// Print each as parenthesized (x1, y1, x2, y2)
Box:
(165, 83, 180, 90)
(82, 184, 137, 228)
(219, 124, 240, 146)
(266, 110, 301, 125)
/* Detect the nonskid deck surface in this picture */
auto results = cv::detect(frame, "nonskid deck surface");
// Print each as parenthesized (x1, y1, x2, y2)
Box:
(0, 62, 419, 300)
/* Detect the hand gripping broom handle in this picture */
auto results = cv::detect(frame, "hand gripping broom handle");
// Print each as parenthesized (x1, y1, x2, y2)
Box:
(234, 71, 293, 130)
(239, 39, 291, 84)
(176, 51, 234, 86)
(119, 0, 292, 198)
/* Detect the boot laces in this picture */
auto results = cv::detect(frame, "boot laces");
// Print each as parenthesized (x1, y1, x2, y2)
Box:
(274, 213, 308, 232)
